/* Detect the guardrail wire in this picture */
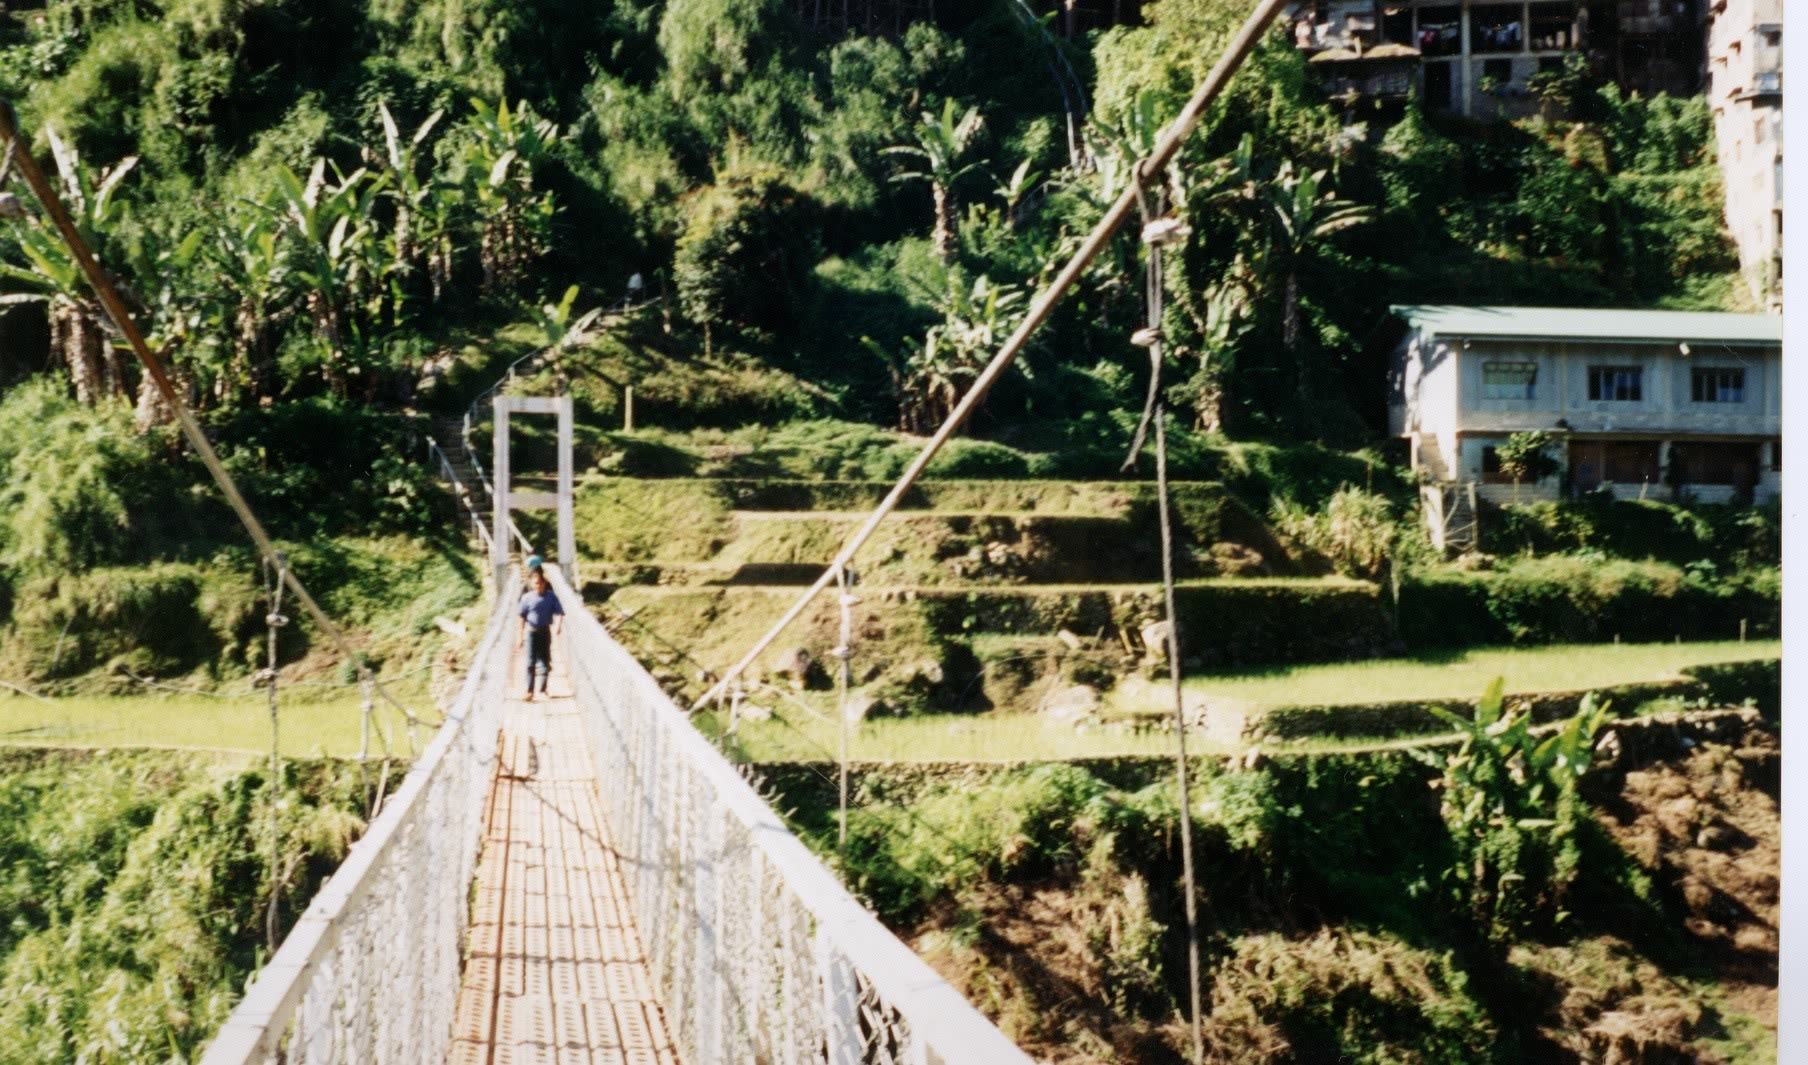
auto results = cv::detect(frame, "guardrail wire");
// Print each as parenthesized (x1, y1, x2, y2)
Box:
(549, 567, 1033, 1065)
(201, 575, 518, 1065)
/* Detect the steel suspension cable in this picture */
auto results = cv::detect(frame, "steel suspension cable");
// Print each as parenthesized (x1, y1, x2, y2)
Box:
(262, 554, 289, 952)
(692, 0, 1289, 710)
(0, 99, 434, 743)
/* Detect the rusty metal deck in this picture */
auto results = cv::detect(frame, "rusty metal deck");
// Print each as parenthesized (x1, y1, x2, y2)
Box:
(450, 648, 681, 1065)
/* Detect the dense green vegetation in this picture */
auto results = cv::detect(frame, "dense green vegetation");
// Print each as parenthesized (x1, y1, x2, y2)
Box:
(0, 0, 1739, 437)
(0, 0, 1758, 682)
(0, 5, 1774, 1058)
(0, 748, 386, 1063)
(762, 691, 1777, 1063)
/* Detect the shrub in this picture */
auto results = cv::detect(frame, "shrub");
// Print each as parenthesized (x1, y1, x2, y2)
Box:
(1271, 486, 1397, 580)
(1411, 680, 1611, 943)
(0, 380, 163, 573)
(0, 564, 259, 681)
(1397, 557, 1779, 647)
(673, 165, 820, 341)
(923, 438, 1030, 478)
(839, 763, 1113, 921)
(1201, 929, 1496, 1065)
(0, 750, 382, 1063)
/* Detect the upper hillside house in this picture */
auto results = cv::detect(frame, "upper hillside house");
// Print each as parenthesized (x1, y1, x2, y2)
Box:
(1389, 306, 1782, 515)
(1290, 1, 1701, 118)
(1703, 0, 1782, 309)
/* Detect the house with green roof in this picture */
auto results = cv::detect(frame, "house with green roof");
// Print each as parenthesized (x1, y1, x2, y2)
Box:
(1389, 306, 1781, 540)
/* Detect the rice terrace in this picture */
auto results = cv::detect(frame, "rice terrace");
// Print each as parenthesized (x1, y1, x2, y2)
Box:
(0, 0, 1786, 1062)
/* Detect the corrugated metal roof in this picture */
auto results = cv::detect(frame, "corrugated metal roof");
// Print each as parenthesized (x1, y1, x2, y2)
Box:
(1390, 305, 1782, 344)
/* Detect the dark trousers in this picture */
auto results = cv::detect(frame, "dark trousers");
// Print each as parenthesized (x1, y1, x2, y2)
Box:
(526, 627, 552, 692)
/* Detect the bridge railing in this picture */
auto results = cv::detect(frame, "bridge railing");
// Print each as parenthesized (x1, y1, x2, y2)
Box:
(201, 574, 520, 1065)
(549, 568, 1035, 1065)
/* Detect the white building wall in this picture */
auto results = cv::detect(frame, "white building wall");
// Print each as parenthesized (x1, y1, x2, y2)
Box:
(1396, 324, 1781, 503)
(1706, 0, 1783, 309)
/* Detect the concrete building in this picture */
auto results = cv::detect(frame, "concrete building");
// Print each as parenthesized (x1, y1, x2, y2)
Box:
(1389, 307, 1781, 530)
(1703, 0, 1782, 309)
(1291, 1, 1701, 118)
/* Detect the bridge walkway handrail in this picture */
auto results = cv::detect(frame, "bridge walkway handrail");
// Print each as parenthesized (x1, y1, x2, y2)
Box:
(548, 567, 1034, 1065)
(200, 573, 520, 1065)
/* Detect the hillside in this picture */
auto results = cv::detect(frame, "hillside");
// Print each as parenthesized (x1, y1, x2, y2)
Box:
(0, 0, 1742, 448)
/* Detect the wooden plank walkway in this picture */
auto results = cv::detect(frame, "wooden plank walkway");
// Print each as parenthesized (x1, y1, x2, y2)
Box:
(451, 645, 681, 1065)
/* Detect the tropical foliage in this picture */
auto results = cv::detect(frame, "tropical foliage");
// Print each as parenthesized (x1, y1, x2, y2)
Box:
(0, 0, 1737, 451)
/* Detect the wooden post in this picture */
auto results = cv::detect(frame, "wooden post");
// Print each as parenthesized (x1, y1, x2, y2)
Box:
(624, 385, 634, 432)
(557, 396, 576, 579)
(492, 397, 510, 591)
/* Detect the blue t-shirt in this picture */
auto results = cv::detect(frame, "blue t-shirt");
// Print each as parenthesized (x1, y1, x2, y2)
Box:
(518, 587, 564, 630)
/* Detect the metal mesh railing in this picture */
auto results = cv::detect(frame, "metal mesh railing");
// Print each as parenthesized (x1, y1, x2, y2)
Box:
(201, 574, 519, 1065)
(548, 568, 1035, 1065)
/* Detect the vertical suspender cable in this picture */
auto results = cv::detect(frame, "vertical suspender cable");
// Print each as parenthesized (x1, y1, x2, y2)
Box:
(0, 100, 431, 741)
(1125, 162, 1205, 1064)
(834, 565, 856, 868)
(692, 0, 1289, 711)
(1156, 408, 1205, 1065)
(263, 554, 289, 953)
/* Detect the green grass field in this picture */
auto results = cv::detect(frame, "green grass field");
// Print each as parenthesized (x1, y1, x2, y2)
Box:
(725, 639, 1778, 763)
(0, 676, 440, 758)
(719, 709, 1196, 763)
(1166, 639, 1780, 711)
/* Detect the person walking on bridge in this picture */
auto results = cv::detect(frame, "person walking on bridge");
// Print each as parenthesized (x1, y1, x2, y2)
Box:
(517, 565, 564, 700)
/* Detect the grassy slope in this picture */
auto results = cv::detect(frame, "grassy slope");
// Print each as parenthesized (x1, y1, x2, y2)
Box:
(716, 640, 1779, 762)
(0, 676, 437, 757)
(1171, 639, 1782, 710)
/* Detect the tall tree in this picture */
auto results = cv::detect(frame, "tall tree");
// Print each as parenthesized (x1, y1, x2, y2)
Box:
(1261, 160, 1368, 412)
(0, 130, 137, 405)
(884, 100, 987, 263)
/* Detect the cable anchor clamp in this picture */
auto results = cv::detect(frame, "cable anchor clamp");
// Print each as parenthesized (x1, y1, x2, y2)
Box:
(1140, 217, 1191, 246)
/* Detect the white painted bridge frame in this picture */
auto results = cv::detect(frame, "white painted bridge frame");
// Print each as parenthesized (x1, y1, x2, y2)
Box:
(201, 563, 1032, 1064)
(492, 394, 576, 589)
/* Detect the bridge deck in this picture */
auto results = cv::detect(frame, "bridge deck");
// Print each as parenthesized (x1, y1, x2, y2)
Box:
(451, 646, 681, 1065)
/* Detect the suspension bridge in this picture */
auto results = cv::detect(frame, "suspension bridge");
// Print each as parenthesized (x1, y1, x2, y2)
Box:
(0, 4, 1293, 1057)
(199, 393, 1036, 1064)
(201, 564, 1036, 1064)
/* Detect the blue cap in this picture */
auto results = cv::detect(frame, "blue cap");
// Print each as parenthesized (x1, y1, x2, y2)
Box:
(525, 554, 544, 571)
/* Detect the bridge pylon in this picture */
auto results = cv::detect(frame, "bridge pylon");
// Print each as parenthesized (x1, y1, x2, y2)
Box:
(491, 395, 576, 589)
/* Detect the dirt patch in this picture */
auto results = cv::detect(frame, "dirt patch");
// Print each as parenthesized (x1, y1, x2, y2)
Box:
(1592, 721, 1780, 1036)
(908, 878, 1182, 1064)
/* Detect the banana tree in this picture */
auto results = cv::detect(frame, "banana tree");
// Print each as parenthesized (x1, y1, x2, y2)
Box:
(1261, 160, 1368, 409)
(460, 96, 560, 297)
(878, 270, 1027, 433)
(203, 205, 292, 403)
(0, 129, 137, 405)
(273, 159, 392, 393)
(375, 101, 455, 304)
(883, 100, 986, 263)
(119, 223, 206, 427)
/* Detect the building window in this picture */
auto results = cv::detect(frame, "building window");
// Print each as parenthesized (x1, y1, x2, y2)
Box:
(1672, 442, 1760, 488)
(1528, 5, 1573, 51)
(1480, 445, 1516, 484)
(1417, 6, 1462, 56)
(1482, 58, 1514, 89)
(1587, 366, 1642, 401)
(1691, 367, 1745, 402)
(1471, 4, 1523, 53)
(1481, 361, 1537, 399)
